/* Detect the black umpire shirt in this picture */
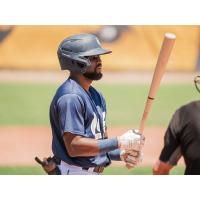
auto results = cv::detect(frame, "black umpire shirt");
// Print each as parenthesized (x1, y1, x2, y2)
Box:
(159, 100, 200, 175)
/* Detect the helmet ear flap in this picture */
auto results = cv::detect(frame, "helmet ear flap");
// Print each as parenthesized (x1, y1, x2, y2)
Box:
(59, 52, 91, 73)
(75, 58, 91, 73)
(74, 55, 91, 68)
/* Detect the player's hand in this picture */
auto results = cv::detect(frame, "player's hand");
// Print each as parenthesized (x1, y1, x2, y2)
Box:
(117, 129, 145, 150)
(120, 149, 143, 169)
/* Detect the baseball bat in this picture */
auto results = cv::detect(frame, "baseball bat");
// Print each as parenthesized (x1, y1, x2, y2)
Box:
(139, 33, 176, 133)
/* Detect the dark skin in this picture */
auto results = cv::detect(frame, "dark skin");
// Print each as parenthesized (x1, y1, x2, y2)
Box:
(63, 55, 116, 157)
(63, 134, 100, 157)
(69, 55, 102, 91)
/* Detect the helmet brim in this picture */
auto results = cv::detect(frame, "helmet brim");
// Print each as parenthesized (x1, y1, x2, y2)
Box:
(79, 47, 112, 57)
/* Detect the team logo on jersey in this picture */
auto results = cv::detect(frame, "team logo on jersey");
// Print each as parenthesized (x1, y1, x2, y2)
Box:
(91, 112, 106, 140)
(102, 112, 106, 132)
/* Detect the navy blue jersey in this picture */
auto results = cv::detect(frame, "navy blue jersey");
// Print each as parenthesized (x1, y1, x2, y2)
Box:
(49, 78, 111, 168)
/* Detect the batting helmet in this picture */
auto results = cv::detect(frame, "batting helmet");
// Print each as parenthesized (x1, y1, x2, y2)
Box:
(57, 34, 112, 73)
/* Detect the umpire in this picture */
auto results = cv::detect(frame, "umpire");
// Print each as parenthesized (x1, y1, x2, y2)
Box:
(153, 75, 200, 175)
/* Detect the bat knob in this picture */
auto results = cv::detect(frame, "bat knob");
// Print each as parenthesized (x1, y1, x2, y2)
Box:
(165, 33, 176, 40)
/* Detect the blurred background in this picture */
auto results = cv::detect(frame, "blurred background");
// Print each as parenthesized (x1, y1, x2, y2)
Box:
(0, 25, 199, 174)
(0, 25, 200, 71)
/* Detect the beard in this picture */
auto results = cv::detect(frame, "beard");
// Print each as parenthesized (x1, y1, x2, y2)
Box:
(83, 70, 103, 81)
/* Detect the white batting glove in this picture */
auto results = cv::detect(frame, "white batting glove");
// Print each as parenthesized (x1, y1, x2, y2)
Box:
(117, 129, 145, 151)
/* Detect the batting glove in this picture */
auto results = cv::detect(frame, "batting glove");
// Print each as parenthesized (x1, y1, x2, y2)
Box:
(117, 129, 145, 151)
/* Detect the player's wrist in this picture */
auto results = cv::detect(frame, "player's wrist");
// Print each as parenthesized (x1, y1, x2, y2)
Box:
(98, 137, 119, 154)
(117, 136, 121, 148)
(108, 149, 121, 161)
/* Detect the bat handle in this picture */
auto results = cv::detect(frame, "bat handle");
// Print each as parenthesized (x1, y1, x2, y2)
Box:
(139, 97, 154, 133)
(139, 121, 144, 134)
(35, 156, 46, 166)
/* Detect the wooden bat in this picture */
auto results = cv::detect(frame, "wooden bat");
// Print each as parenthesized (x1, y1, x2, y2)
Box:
(139, 33, 176, 134)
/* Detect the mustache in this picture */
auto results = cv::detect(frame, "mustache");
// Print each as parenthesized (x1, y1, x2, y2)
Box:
(96, 63, 102, 67)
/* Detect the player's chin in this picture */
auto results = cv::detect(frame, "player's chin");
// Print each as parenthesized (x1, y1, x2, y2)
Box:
(83, 72, 103, 81)
(92, 72, 103, 80)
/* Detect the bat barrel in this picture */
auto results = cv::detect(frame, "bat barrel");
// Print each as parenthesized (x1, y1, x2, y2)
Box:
(148, 33, 176, 99)
(139, 33, 176, 133)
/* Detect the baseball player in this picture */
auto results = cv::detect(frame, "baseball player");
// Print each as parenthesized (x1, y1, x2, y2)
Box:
(36, 34, 144, 175)
(153, 75, 200, 175)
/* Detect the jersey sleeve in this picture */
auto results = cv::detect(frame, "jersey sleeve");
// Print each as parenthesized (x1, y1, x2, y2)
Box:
(159, 109, 182, 166)
(57, 94, 85, 137)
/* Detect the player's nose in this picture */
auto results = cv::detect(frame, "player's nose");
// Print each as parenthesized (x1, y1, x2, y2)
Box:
(97, 56, 102, 65)
(97, 56, 101, 62)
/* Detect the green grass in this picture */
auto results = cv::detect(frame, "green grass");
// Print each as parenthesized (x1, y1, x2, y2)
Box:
(103, 165, 185, 175)
(0, 83, 58, 125)
(96, 83, 199, 127)
(0, 166, 185, 175)
(0, 83, 199, 126)
(0, 166, 45, 175)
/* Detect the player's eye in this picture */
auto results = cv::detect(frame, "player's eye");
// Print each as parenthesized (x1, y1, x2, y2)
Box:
(85, 56, 99, 61)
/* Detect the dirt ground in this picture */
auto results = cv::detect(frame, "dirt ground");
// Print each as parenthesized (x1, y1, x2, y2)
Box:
(0, 126, 184, 167)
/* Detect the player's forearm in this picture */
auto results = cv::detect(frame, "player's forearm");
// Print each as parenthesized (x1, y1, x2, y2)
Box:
(153, 160, 172, 175)
(68, 137, 99, 157)
(153, 167, 170, 175)
(68, 137, 119, 157)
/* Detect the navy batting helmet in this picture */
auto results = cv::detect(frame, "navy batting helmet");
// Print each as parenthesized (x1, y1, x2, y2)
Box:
(57, 34, 112, 73)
